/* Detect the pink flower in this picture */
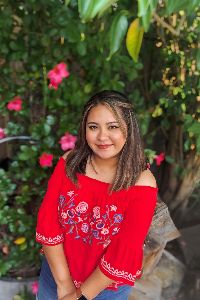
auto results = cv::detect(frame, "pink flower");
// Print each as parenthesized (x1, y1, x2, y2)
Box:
(154, 152, 165, 166)
(7, 96, 22, 111)
(39, 153, 53, 167)
(0, 128, 6, 139)
(47, 62, 70, 89)
(59, 132, 77, 151)
(31, 281, 39, 295)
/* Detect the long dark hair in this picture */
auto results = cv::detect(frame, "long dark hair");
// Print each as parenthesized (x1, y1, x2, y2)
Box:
(65, 90, 147, 192)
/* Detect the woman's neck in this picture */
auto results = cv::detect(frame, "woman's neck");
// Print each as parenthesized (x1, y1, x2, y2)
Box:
(90, 154, 118, 174)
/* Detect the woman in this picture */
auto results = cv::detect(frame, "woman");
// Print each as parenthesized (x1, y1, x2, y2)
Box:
(36, 90, 158, 300)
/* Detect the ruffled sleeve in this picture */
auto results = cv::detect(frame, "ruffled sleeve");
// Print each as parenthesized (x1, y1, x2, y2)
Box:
(99, 186, 158, 286)
(36, 157, 66, 246)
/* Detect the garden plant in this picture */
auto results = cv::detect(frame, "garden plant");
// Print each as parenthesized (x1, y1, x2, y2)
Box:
(0, 0, 199, 286)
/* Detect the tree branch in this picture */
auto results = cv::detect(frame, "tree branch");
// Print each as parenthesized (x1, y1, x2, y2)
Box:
(153, 12, 180, 36)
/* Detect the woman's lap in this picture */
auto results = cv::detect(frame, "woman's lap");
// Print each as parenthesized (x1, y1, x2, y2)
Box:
(36, 258, 132, 300)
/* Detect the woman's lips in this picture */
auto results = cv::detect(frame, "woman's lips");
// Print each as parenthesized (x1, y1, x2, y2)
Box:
(97, 144, 113, 149)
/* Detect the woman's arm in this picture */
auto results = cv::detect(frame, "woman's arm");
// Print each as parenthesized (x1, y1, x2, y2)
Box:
(79, 267, 115, 300)
(42, 244, 76, 299)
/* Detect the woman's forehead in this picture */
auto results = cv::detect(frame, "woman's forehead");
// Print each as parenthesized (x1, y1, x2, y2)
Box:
(87, 104, 118, 122)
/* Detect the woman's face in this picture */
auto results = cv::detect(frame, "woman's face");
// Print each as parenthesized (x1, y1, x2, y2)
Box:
(86, 104, 127, 160)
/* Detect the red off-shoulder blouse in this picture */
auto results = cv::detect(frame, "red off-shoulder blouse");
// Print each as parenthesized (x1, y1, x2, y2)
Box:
(36, 157, 158, 290)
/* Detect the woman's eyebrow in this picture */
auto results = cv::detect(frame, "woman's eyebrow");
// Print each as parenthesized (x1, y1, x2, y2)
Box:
(87, 121, 119, 125)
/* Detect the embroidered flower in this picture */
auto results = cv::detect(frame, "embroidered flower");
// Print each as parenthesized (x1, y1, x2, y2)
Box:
(96, 220, 105, 230)
(59, 195, 66, 205)
(101, 228, 109, 235)
(93, 206, 100, 218)
(81, 223, 89, 233)
(67, 209, 76, 218)
(76, 202, 88, 213)
(92, 230, 99, 238)
(113, 214, 123, 223)
(61, 212, 68, 219)
(67, 191, 75, 197)
(110, 205, 117, 212)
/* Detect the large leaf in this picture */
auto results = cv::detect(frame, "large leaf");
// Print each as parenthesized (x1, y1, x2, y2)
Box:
(90, 0, 116, 19)
(78, 0, 118, 21)
(107, 11, 128, 60)
(149, 0, 158, 11)
(78, 0, 94, 21)
(126, 18, 144, 62)
(196, 48, 200, 71)
(138, 0, 157, 32)
(166, 0, 200, 14)
(138, 0, 149, 17)
(142, 5, 152, 32)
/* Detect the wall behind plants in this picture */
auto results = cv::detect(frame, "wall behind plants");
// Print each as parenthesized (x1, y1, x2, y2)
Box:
(0, 0, 199, 277)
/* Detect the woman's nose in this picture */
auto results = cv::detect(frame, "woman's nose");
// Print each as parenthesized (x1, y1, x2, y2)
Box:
(97, 128, 108, 140)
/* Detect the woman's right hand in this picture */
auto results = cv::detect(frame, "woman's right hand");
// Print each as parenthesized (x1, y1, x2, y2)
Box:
(59, 290, 77, 300)
(57, 284, 77, 300)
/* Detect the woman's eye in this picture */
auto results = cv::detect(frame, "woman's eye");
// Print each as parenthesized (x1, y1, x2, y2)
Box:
(88, 126, 97, 130)
(109, 126, 119, 129)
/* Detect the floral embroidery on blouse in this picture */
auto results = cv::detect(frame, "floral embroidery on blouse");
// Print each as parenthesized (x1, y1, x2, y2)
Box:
(58, 191, 124, 248)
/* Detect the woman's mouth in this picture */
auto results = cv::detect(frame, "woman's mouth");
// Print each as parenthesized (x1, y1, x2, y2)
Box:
(97, 144, 113, 149)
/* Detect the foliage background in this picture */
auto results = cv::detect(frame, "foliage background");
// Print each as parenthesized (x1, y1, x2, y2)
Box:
(0, 0, 199, 278)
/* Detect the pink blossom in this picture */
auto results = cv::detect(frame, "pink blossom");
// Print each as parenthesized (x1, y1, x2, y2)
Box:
(31, 281, 39, 295)
(39, 153, 53, 167)
(0, 128, 6, 139)
(154, 152, 165, 166)
(47, 62, 70, 89)
(7, 96, 22, 111)
(59, 132, 77, 151)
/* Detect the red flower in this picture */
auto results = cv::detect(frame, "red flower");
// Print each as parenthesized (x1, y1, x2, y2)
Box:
(31, 281, 39, 295)
(47, 62, 70, 89)
(39, 153, 53, 167)
(59, 132, 77, 151)
(0, 128, 6, 139)
(154, 152, 165, 166)
(7, 96, 22, 111)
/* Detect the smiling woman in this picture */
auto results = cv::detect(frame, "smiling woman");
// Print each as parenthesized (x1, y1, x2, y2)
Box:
(36, 90, 158, 300)
(85, 103, 127, 175)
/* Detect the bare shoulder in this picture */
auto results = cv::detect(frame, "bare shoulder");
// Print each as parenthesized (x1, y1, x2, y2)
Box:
(135, 169, 157, 188)
(62, 150, 72, 161)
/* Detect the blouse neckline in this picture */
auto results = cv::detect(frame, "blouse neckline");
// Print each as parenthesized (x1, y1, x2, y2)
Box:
(60, 156, 158, 190)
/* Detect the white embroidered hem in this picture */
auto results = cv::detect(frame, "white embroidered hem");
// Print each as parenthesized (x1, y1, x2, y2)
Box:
(36, 232, 64, 245)
(100, 256, 141, 283)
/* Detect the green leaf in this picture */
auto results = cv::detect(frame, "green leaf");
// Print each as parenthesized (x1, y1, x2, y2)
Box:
(138, 0, 149, 17)
(94, 0, 118, 18)
(78, 0, 94, 21)
(187, 122, 200, 135)
(149, 0, 158, 11)
(107, 11, 128, 60)
(142, 6, 152, 32)
(196, 134, 200, 153)
(196, 49, 200, 71)
(126, 18, 144, 63)
(166, 0, 200, 14)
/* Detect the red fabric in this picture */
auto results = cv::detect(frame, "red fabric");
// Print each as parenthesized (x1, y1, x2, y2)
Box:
(36, 157, 158, 290)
